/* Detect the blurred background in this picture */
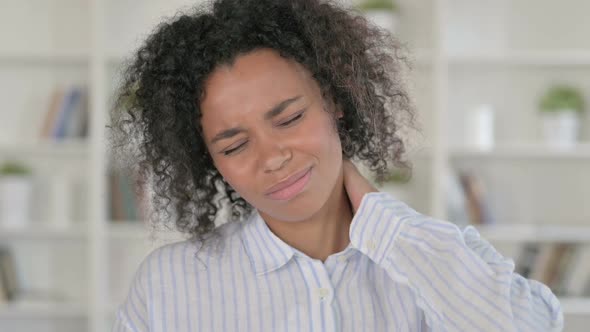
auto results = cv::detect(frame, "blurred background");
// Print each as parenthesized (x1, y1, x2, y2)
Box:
(0, 0, 589, 331)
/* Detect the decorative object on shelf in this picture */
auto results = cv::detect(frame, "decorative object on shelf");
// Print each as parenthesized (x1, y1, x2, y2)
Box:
(465, 104, 494, 150)
(538, 85, 586, 148)
(0, 161, 33, 229)
(358, 0, 398, 33)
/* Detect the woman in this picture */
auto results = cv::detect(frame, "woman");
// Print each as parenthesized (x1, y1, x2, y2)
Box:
(111, 0, 563, 331)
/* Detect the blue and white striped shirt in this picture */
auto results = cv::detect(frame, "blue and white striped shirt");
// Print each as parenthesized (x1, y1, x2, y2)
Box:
(113, 192, 563, 331)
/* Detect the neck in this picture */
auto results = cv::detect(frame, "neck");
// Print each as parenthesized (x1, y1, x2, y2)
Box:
(261, 169, 353, 262)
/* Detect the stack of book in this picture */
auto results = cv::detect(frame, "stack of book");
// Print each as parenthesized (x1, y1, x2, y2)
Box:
(39, 86, 88, 140)
(516, 243, 590, 297)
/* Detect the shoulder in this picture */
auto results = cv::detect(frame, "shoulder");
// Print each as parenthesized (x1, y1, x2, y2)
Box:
(136, 220, 245, 279)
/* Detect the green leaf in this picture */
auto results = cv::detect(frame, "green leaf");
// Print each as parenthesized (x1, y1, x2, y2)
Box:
(358, 0, 398, 11)
(539, 85, 585, 113)
(0, 162, 31, 176)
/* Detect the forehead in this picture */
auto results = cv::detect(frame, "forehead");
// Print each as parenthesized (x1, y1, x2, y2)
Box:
(200, 49, 318, 122)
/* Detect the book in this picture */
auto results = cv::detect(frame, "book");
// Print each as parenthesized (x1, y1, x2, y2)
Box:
(53, 87, 82, 139)
(109, 170, 148, 222)
(515, 243, 541, 278)
(109, 173, 125, 221)
(445, 170, 470, 227)
(119, 172, 138, 221)
(457, 170, 495, 225)
(529, 243, 556, 282)
(550, 244, 578, 295)
(543, 244, 575, 290)
(63, 88, 88, 138)
(561, 244, 590, 296)
(0, 246, 19, 301)
(39, 88, 65, 138)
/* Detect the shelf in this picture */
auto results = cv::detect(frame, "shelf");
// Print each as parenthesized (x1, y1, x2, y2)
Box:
(108, 222, 187, 242)
(560, 298, 590, 315)
(0, 225, 87, 242)
(404, 50, 590, 67)
(0, 300, 86, 319)
(0, 140, 89, 159)
(450, 143, 590, 160)
(448, 50, 590, 67)
(475, 224, 590, 243)
(0, 51, 88, 66)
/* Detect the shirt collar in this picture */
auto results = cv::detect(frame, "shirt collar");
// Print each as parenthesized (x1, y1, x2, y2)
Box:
(240, 210, 296, 276)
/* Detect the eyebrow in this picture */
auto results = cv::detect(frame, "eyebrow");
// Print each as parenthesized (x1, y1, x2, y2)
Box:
(210, 95, 302, 145)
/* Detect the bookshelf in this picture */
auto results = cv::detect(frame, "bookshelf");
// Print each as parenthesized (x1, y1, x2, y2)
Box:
(0, 300, 86, 319)
(447, 50, 590, 67)
(476, 224, 590, 244)
(0, 0, 589, 331)
(449, 143, 590, 159)
(562, 298, 590, 315)
(0, 226, 87, 242)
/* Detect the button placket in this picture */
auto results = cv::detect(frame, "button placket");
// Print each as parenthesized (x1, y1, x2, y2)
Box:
(316, 287, 330, 301)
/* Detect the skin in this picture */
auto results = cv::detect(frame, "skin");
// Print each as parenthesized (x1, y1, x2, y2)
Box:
(201, 48, 377, 261)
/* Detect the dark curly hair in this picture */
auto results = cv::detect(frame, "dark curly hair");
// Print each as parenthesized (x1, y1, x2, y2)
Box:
(109, 0, 417, 241)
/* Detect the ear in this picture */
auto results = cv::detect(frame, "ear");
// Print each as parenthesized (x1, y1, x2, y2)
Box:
(323, 94, 344, 119)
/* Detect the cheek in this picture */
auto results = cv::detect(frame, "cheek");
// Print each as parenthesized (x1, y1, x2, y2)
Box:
(307, 116, 342, 155)
(215, 162, 249, 190)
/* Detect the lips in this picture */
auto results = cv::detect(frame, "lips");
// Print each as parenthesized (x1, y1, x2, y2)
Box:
(265, 167, 312, 200)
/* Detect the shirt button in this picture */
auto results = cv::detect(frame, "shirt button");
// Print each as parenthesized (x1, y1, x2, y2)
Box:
(317, 288, 330, 300)
(365, 239, 377, 250)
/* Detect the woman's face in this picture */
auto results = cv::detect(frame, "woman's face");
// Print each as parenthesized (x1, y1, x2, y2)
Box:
(200, 48, 343, 222)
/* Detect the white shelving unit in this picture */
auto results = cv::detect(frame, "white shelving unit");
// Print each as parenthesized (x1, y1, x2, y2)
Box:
(0, 226, 87, 242)
(476, 224, 590, 244)
(448, 50, 590, 66)
(449, 143, 590, 159)
(0, 300, 87, 319)
(1, 0, 589, 330)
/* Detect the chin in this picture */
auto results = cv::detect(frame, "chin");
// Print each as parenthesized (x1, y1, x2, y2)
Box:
(260, 190, 331, 223)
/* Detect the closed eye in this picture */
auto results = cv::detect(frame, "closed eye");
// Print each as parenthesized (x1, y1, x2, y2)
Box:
(279, 111, 304, 127)
(223, 141, 247, 156)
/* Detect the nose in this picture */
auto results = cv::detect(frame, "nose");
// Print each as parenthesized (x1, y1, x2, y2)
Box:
(260, 139, 292, 173)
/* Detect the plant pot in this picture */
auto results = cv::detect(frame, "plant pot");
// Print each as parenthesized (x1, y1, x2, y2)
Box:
(364, 10, 398, 33)
(540, 110, 581, 148)
(0, 175, 33, 228)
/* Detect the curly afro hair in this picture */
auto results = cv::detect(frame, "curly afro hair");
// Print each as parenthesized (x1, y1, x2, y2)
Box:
(109, 0, 417, 241)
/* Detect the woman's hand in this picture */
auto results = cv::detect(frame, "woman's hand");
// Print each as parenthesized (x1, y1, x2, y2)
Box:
(342, 159, 378, 214)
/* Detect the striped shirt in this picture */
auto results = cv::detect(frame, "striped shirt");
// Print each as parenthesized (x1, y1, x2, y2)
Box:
(113, 192, 564, 332)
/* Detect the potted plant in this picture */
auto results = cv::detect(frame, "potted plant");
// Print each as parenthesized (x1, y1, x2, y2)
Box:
(358, 0, 399, 33)
(0, 161, 33, 228)
(538, 85, 585, 148)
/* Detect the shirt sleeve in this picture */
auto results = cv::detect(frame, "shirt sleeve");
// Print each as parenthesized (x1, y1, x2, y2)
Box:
(112, 259, 150, 332)
(349, 192, 564, 332)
